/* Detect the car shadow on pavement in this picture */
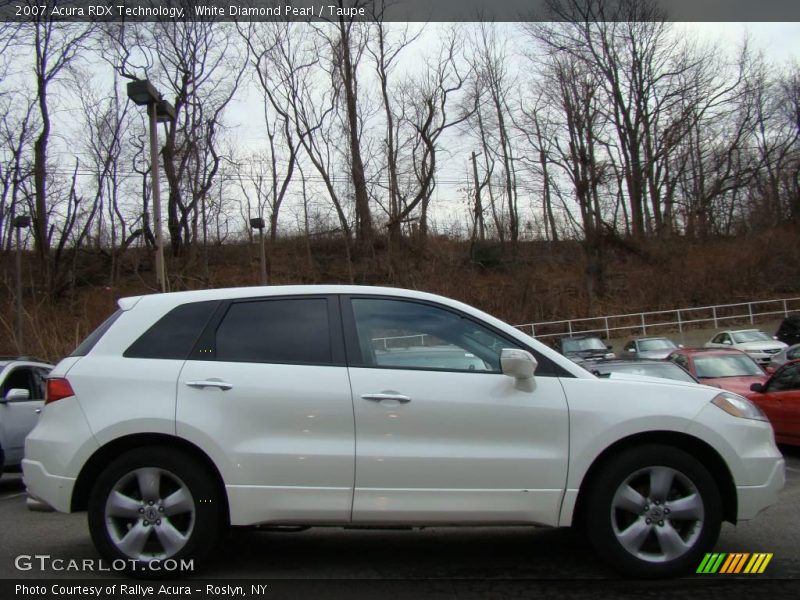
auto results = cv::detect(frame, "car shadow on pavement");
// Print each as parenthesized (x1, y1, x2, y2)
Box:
(207, 525, 605, 580)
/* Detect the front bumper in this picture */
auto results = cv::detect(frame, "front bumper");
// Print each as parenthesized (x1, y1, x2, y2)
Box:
(736, 457, 786, 520)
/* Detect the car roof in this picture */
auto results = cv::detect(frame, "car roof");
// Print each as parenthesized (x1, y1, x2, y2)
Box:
(725, 329, 762, 334)
(0, 359, 53, 368)
(119, 285, 480, 311)
(632, 337, 671, 341)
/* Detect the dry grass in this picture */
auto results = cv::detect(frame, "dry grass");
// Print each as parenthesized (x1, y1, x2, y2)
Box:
(1, 227, 798, 362)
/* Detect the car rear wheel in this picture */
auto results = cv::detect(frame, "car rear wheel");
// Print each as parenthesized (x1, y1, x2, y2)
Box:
(584, 444, 722, 578)
(88, 447, 224, 573)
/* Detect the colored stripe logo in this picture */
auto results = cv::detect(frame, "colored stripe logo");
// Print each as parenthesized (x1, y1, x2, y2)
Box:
(697, 553, 773, 574)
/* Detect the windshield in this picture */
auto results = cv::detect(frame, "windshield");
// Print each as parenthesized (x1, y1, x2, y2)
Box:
(562, 338, 606, 352)
(638, 338, 677, 351)
(693, 354, 764, 378)
(731, 331, 771, 343)
(600, 362, 696, 383)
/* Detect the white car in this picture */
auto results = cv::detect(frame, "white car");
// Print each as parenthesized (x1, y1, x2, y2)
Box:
(0, 358, 52, 476)
(705, 329, 787, 365)
(24, 286, 784, 578)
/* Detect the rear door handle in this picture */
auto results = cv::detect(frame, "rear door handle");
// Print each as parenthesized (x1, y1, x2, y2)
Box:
(361, 393, 411, 403)
(185, 379, 233, 391)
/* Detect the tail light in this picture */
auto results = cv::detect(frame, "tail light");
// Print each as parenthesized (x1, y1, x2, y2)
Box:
(46, 378, 75, 404)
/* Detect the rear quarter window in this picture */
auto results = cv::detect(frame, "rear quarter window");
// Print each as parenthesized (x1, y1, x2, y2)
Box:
(124, 301, 221, 360)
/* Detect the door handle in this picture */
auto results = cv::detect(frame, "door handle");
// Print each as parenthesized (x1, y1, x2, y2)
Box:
(185, 379, 233, 391)
(361, 393, 411, 403)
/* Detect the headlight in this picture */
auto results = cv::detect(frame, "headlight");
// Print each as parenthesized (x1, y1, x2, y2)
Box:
(711, 392, 768, 421)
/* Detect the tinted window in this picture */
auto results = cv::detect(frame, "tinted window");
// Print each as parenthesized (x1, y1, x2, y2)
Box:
(1, 367, 38, 399)
(70, 310, 122, 357)
(351, 298, 518, 373)
(768, 363, 800, 392)
(215, 298, 331, 364)
(125, 301, 220, 360)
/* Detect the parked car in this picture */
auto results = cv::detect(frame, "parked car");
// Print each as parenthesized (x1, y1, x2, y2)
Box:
(555, 334, 615, 363)
(745, 359, 800, 447)
(768, 343, 800, 371)
(0, 357, 53, 477)
(591, 358, 699, 384)
(704, 329, 787, 365)
(775, 314, 800, 346)
(623, 337, 681, 360)
(668, 348, 768, 396)
(24, 286, 784, 578)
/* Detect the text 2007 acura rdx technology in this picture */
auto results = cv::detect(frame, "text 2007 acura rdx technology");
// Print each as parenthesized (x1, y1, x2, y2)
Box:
(23, 286, 785, 577)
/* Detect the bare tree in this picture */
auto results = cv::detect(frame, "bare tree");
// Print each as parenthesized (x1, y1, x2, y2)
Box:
(27, 18, 95, 291)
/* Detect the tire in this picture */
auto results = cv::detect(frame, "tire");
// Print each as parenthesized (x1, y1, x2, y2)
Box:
(88, 446, 225, 575)
(584, 444, 722, 578)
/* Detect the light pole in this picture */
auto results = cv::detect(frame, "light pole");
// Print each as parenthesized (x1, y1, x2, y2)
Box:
(250, 217, 267, 285)
(12, 215, 31, 355)
(126, 80, 176, 293)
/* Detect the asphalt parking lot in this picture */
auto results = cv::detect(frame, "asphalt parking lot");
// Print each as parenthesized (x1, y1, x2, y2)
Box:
(1, 446, 798, 584)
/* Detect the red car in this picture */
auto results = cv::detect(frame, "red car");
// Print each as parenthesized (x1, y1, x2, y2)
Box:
(667, 348, 768, 396)
(746, 359, 800, 446)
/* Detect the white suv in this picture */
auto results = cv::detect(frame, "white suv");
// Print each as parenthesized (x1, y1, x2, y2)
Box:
(24, 286, 785, 577)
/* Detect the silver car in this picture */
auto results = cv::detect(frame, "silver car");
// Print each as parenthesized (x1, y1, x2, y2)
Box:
(623, 337, 680, 359)
(705, 329, 787, 365)
(768, 343, 800, 370)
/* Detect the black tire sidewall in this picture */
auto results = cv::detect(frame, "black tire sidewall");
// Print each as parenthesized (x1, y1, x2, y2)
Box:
(88, 446, 222, 576)
(585, 444, 722, 578)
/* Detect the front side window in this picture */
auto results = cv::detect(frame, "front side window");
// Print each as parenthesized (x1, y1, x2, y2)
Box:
(350, 298, 517, 373)
(215, 298, 331, 365)
(1, 367, 38, 400)
(768, 363, 800, 392)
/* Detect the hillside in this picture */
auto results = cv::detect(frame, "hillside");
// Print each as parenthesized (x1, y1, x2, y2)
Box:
(1, 227, 798, 362)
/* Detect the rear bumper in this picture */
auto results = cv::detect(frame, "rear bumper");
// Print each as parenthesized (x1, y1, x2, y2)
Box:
(22, 459, 75, 513)
(736, 457, 785, 521)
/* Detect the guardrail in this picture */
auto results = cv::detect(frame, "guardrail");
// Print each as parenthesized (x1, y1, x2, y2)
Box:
(515, 297, 800, 341)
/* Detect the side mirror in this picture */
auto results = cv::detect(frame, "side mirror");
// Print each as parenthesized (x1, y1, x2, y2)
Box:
(501, 348, 537, 380)
(3, 388, 30, 402)
(626, 347, 635, 353)
(749, 382, 765, 393)
(678, 344, 684, 348)
(723, 339, 732, 345)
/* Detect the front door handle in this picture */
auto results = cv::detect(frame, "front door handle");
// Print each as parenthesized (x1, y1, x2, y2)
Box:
(361, 393, 411, 403)
(186, 379, 233, 391)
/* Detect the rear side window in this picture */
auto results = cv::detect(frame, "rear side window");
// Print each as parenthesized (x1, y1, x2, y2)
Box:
(125, 301, 220, 360)
(70, 310, 122, 357)
(215, 298, 331, 365)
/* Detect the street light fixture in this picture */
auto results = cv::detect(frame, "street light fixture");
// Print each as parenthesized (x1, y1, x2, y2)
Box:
(126, 79, 175, 293)
(12, 215, 31, 355)
(250, 217, 267, 285)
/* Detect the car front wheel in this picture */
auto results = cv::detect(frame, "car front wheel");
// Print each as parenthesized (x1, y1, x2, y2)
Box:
(585, 444, 722, 578)
(88, 447, 224, 573)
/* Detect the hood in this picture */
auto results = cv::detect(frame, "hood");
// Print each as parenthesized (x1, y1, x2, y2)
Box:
(735, 340, 787, 352)
(605, 372, 709, 389)
(698, 375, 768, 396)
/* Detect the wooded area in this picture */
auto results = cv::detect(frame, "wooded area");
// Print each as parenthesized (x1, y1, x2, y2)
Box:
(1, 0, 799, 358)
